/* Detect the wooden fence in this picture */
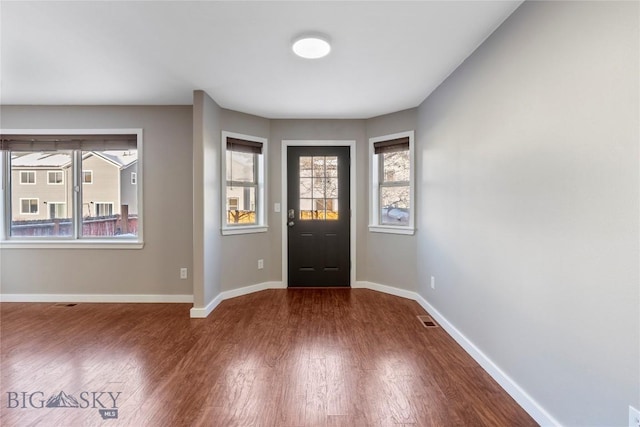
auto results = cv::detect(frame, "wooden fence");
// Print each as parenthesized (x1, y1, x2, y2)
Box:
(10, 215, 138, 237)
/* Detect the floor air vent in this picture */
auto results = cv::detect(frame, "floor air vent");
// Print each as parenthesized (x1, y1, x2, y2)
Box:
(417, 315, 438, 328)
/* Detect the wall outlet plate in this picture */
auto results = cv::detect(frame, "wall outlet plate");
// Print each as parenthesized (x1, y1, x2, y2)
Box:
(258, 259, 264, 270)
(630, 406, 640, 427)
(180, 268, 188, 279)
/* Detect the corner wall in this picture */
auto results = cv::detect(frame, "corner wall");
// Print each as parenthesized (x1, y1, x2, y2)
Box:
(416, 1, 639, 425)
(365, 109, 418, 291)
(192, 91, 223, 311)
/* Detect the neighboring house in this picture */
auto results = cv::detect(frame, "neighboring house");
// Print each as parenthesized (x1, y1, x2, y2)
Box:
(10, 150, 137, 221)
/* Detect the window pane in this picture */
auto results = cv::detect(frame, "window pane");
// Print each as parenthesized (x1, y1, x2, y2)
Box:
(226, 185, 256, 224)
(10, 151, 73, 237)
(380, 186, 410, 226)
(326, 199, 339, 220)
(227, 150, 255, 183)
(326, 156, 338, 177)
(382, 151, 410, 183)
(300, 157, 312, 177)
(299, 178, 312, 198)
(82, 150, 138, 238)
(326, 178, 338, 198)
(312, 177, 326, 198)
(48, 171, 63, 184)
(313, 157, 325, 177)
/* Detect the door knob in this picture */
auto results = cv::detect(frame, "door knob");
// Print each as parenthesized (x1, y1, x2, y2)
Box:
(288, 221, 295, 227)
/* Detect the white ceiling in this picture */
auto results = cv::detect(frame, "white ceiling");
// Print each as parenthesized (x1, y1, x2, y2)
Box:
(1, 1, 522, 119)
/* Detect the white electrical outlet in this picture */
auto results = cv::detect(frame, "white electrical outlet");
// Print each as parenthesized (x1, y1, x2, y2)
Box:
(430, 276, 435, 289)
(258, 259, 264, 270)
(180, 268, 188, 279)
(630, 406, 640, 427)
(274, 203, 281, 213)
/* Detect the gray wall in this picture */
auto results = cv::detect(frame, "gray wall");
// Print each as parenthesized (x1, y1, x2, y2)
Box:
(219, 109, 272, 291)
(415, 1, 639, 425)
(365, 108, 418, 290)
(192, 91, 222, 307)
(0, 105, 194, 296)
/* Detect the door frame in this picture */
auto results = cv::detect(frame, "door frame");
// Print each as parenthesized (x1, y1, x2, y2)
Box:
(281, 140, 357, 287)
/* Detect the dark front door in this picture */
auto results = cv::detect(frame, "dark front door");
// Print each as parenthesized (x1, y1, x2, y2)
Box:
(287, 146, 350, 287)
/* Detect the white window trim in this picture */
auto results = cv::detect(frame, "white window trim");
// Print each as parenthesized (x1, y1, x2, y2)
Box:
(369, 130, 415, 235)
(47, 170, 64, 185)
(0, 128, 144, 248)
(82, 170, 93, 184)
(20, 171, 36, 185)
(19, 198, 39, 215)
(220, 131, 268, 236)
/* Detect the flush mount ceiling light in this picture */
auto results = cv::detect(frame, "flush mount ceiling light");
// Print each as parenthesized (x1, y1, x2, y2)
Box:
(292, 35, 331, 59)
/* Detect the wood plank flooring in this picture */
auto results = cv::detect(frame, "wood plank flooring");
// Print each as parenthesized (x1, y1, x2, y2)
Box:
(0, 289, 538, 426)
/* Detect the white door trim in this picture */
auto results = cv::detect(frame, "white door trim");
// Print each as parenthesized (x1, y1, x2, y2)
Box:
(281, 140, 356, 287)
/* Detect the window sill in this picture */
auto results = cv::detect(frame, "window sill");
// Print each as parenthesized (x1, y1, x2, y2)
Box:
(368, 225, 415, 236)
(221, 225, 268, 236)
(0, 240, 144, 250)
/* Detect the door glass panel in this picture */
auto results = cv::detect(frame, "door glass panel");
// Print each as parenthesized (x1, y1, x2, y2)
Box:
(299, 156, 339, 221)
(300, 178, 312, 198)
(326, 156, 338, 177)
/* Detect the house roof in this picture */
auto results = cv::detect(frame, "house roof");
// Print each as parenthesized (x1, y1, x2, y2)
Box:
(12, 151, 137, 169)
(11, 152, 72, 168)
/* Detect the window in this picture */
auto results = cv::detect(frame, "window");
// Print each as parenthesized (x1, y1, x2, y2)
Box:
(47, 171, 64, 185)
(228, 197, 239, 211)
(20, 171, 35, 184)
(299, 156, 339, 220)
(20, 198, 39, 214)
(369, 131, 415, 235)
(1, 131, 142, 245)
(221, 131, 267, 235)
(48, 202, 66, 219)
(94, 202, 114, 217)
(131, 172, 137, 185)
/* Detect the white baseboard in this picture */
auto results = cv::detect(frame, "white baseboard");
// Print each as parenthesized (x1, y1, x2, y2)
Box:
(356, 281, 560, 427)
(219, 281, 285, 300)
(354, 280, 417, 300)
(189, 281, 284, 319)
(0, 293, 193, 303)
(189, 293, 223, 318)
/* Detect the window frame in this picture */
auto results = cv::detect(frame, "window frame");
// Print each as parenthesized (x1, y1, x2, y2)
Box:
(369, 130, 415, 235)
(47, 170, 64, 185)
(0, 128, 144, 248)
(48, 202, 67, 219)
(82, 170, 93, 184)
(20, 170, 36, 185)
(19, 198, 39, 215)
(94, 202, 114, 217)
(220, 131, 267, 235)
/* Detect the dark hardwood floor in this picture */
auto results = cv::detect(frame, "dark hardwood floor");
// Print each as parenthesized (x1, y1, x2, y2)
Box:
(0, 289, 537, 426)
